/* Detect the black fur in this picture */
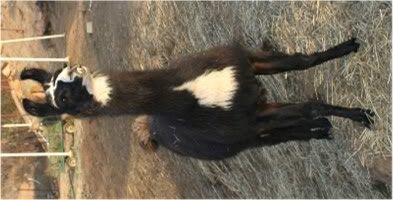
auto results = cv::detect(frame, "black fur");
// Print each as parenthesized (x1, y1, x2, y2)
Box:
(21, 68, 52, 85)
(21, 38, 374, 160)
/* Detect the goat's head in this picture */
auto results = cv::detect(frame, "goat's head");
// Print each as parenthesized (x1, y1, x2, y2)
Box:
(21, 64, 110, 117)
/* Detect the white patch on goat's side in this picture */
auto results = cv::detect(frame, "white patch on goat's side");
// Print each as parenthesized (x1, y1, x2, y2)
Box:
(173, 66, 238, 110)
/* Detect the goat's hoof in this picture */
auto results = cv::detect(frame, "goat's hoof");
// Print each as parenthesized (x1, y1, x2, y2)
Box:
(340, 37, 360, 53)
(351, 108, 375, 129)
(312, 127, 333, 140)
(311, 118, 333, 139)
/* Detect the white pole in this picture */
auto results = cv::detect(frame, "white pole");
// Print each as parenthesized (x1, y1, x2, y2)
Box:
(1, 151, 72, 158)
(0, 56, 69, 62)
(1, 123, 31, 128)
(0, 34, 65, 44)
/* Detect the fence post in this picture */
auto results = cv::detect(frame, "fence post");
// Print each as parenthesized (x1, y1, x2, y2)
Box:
(0, 57, 69, 62)
(1, 151, 72, 158)
(0, 34, 65, 44)
(1, 123, 31, 128)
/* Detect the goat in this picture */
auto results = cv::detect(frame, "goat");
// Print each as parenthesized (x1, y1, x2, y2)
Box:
(20, 38, 374, 160)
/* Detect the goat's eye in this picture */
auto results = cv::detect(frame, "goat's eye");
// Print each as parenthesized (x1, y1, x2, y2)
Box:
(61, 97, 67, 103)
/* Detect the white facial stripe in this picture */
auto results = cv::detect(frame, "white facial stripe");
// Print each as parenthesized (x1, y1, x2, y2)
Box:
(47, 77, 58, 108)
(173, 66, 238, 110)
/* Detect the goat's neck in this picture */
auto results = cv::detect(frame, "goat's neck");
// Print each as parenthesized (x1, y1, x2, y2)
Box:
(96, 69, 186, 116)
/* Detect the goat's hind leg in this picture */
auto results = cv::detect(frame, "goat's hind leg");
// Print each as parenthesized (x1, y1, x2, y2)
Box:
(250, 38, 360, 75)
(294, 102, 375, 128)
(256, 102, 374, 130)
(242, 103, 373, 150)
(258, 117, 333, 146)
(234, 117, 332, 152)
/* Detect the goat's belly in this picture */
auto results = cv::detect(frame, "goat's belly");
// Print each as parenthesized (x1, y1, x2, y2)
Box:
(149, 115, 255, 160)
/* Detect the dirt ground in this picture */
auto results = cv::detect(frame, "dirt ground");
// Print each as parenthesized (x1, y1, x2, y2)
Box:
(3, 1, 392, 198)
(0, 127, 57, 199)
(1, 2, 64, 198)
(1, 78, 58, 199)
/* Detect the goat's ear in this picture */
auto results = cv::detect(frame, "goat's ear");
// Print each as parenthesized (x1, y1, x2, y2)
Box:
(22, 99, 62, 117)
(20, 68, 52, 84)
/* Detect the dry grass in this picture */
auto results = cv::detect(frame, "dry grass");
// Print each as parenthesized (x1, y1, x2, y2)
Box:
(45, 1, 391, 198)
(127, 1, 391, 198)
(256, 2, 392, 165)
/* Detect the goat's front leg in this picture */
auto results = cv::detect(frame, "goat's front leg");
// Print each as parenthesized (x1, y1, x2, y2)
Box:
(20, 68, 52, 86)
(250, 38, 360, 75)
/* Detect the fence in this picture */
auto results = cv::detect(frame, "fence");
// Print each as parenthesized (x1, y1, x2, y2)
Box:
(1, 33, 73, 162)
